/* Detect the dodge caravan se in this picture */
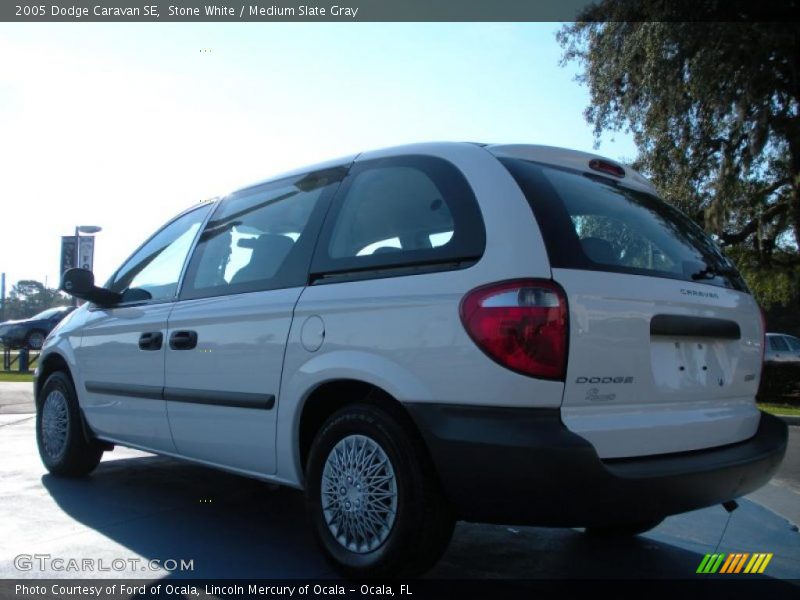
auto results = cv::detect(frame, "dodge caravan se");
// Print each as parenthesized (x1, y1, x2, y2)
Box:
(38, 143, 787, 577)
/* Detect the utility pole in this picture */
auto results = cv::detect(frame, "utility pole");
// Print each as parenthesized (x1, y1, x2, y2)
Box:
(73, 226, 80, 307)
(0, 272, 5, 322)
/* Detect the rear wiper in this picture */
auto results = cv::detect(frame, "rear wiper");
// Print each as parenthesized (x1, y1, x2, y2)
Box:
(690, 265, 738, 280)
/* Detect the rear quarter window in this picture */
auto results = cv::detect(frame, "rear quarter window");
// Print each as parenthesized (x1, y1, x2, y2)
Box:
(311, 155, 485, 280)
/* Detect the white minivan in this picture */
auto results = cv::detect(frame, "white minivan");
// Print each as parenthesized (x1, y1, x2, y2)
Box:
(37, 143, 787, 577)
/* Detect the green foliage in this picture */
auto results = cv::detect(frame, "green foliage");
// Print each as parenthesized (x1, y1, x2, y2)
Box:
(726, 247, 800, 308)
(0, 371, 35, 382)
(558, 6, 800, 307)
(2, 280, 71, 321)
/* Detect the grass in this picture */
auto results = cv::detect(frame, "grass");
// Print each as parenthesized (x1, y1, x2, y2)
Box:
(0, 345, 37, 382)
(0, 371, 34, 382)
(759, 403, 800, 417)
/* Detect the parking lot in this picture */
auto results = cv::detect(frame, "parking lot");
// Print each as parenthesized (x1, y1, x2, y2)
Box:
(1, 383, 798, 581)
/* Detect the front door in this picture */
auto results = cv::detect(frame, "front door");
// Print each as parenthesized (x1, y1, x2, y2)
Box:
(77, 205, 211, 451)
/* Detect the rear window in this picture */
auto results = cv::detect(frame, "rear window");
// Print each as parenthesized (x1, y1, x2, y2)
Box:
(500, 158, 747, 292)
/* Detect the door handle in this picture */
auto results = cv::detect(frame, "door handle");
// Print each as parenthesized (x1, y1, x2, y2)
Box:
(138, 332, 163, 351)
(169, 330, 198, 350)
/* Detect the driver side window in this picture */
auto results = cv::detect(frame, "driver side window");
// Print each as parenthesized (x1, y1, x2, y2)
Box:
(110, 205, 211, 302)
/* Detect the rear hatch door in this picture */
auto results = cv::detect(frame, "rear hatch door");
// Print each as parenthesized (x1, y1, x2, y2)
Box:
(555, 269, 761, 458)
(496, 151, 762, 459)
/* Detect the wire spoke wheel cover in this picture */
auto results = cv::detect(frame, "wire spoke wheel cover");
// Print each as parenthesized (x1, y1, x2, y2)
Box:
(321, 434, 398, 554)
(41, 390, 69, 459)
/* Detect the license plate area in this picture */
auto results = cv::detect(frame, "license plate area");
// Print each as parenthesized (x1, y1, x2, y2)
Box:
(650, 337, 738, 393)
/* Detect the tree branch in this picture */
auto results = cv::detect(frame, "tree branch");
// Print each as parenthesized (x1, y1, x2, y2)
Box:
(719, 202, 789, 245)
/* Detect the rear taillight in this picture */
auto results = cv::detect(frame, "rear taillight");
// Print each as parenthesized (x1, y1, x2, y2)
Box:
(460, 279, 568, 380)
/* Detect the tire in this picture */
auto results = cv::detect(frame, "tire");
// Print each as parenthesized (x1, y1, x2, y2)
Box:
(585, 517, 664, 538)
(26, 330, 46, 350)
(36, 371, 103, 477)
(305, 403, 454, 578)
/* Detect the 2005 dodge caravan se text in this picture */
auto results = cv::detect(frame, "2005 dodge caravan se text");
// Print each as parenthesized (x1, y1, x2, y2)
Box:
(37, 142, 787, 577)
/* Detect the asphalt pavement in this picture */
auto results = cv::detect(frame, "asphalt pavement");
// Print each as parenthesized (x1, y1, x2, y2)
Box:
(0, 382, 36, 414)
(0, 382, 798, 581)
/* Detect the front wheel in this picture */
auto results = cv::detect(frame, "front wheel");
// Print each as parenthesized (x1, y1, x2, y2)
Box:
(305, 404, 454, 578)
(26, 330, 46, 350)
(36, 371, 103, 477)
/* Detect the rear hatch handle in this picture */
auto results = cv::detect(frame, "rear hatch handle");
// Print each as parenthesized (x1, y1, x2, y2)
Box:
(650, 315, 741, 340)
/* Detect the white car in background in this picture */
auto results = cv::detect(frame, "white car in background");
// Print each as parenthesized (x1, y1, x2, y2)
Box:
(765, 333, 800, 364)
(36, 142, 787, 577)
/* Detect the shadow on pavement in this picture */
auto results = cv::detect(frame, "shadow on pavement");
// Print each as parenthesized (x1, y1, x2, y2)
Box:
(42, 455, 332, 579)
(39, 453, 797, 582)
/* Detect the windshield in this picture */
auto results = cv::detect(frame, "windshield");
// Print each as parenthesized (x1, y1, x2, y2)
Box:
(500, 158, 747, 292)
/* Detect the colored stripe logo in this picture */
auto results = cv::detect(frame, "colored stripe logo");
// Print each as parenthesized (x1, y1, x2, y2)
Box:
(696, 553, 773, 574)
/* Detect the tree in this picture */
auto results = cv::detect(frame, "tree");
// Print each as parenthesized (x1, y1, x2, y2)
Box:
(558, 4, 800, 306)
(2, 280, 71, 321)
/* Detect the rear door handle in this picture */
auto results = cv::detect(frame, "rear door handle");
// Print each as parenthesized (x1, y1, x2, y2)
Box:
(138, 332, 163, 351)
(169, 330, 198, 350)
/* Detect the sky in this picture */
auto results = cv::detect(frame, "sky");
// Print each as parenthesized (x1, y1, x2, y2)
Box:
(0, 22, 637, 293)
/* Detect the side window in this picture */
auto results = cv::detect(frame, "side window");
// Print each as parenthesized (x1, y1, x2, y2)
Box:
(769, 336, 789, 351)
(110, 205, 211, 302)
(786, 337, 800, 351)
(180, 168, 345, 300)
(313, 155, 484, 277)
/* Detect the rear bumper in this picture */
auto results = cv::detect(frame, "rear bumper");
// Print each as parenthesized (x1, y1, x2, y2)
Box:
(404, 403, 788, 527)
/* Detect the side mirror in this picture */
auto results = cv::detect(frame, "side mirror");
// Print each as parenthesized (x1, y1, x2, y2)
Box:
(61, 268, 122, 307)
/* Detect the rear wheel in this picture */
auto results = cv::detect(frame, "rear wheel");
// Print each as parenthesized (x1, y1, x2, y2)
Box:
(585, 517, 664, 537)
(36, 371, 103, 477)
(305, 404, 454, 578)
